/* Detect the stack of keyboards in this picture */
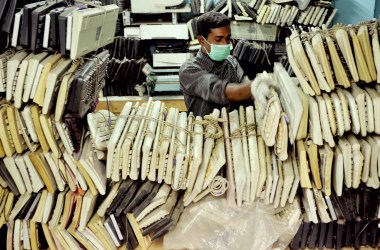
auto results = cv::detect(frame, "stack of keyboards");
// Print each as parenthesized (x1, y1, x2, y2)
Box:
(104, 37, 147, 96)
(283, 19, 380, 250)
(0, 1, 127, 248)
(233, 39, 274, 79)
(190, 0, 337, 27)
(11, 0, 119, 59)
(1, 4, 380, 248)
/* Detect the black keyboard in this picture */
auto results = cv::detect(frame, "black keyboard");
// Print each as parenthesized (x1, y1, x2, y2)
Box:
(30, 1, 68, 50)
(49, 7, 65, 49)
(2, 0, 17, 33)
(20, 1, 46, 48)
(58, 6, 80, 55)
(66, 50, 110, 118)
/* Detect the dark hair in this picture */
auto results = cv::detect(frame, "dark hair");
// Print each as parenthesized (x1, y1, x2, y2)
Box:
(196, 11, 231, 38)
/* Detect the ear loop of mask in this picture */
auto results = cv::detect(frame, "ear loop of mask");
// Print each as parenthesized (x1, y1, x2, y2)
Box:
(201, 36, 212, 54)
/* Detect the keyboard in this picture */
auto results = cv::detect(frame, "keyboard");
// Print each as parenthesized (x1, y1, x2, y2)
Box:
(66, 50, 109, 118)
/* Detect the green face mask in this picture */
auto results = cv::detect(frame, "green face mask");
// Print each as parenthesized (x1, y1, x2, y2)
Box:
(202, 36, 233, 62)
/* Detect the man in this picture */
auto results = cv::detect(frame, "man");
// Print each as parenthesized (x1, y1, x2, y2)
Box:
(179, 11, 252, 117)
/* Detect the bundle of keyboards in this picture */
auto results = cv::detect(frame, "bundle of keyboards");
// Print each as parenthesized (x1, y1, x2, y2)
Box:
(0, 3, 380, 248)
(282, 19, 380, 250)
(190, 0, 336, 27)
(10, 0, 119, 59)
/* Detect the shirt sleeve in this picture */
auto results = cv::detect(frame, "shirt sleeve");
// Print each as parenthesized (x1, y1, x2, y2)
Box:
(179, 64, 229, 106)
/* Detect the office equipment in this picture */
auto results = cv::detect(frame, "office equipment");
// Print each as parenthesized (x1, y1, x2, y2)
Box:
(0, 105, 16, 157)
(140, 101, 162, 180)
(127, 182, 157, 214)
(351, 84, 369, 136)
(290, 29, 320, 95)
(341, 88, 360, 135)
(153, 53, 193, 68)
(48, 6, 66, 50)
(322, 93, 336, 136)
(34, 53, 63, 107)
(22, 151, 44, 193)
(335, 27, 359, 82)
(79, 135, 107, 195)
(131, 0, 191, 13)
(7, 106, 27, 154)
(40, 114, 63, 158)
(273, 63, 303, 144)
(365, 87, 380, 134)
(138, 190, 179, 229)
(30, 104, 50, 152)
(130, 99, 153, 180)
(20, 105, 39, 148)
(316, 96, 334, 147)
(42, 13, 51, 49)
(66, 50, 109, 118)
(55, 60, 80, 122)
(0, 160, 20, 195)
(285, 37, 315, 96)
(230, 21, 278, 41)
(0, 0, 8, 22)
(135, 184, 171, 221)
(14, 155, 33, 194)
(319, 144, 333, 196)
(303, 37, 331, 92)
(106, 102, 133, 179)
(371, 23, 380, 83)
(29, 54, 56, 100)
(140, 24, 188, 40)
(7, 51, 29, 102)
(365, 136, 380, 189)
(359, 138, 371, 184)
(346, 134, 364, 189)
(2, 0, 17, 33)
(87, 110, 117, 151)
(183, 115, 203, 198)
(11, 10, 23, 48)
(202, 123, 226, 190)
(70, 5, 118, 59)
(43, 151, 66, 192)
(350, 27, 371, 83)
(28, 148, 57, 193)
(30, 1, 68, 50)
(3, 156, 26, 195)
(59, 6, 81, 56)
(0, 50, 16, 93)
(22, 52, 49, 102)
(20, 1, 46, 48)
(305, 139, 322, 190)
(42, 58, 72, 114)
(14, 53, 36, 108)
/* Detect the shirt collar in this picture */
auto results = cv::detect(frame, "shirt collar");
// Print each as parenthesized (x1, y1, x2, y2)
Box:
(196, 50, 230, 72)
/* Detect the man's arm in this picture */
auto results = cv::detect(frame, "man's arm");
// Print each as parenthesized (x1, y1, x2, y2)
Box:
(180, 65, 230, 105)
(225, 82, 252, 102)
(180, 63, 253, 104)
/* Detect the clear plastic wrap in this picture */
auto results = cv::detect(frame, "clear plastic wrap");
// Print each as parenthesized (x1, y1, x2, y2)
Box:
(164, 196, 301, 250)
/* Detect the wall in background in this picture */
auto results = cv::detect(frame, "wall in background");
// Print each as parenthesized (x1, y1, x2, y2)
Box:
(334, 0, 376, 25)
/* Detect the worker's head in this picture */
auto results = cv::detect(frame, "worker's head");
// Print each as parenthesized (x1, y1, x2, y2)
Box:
(196, 11, 232, 62)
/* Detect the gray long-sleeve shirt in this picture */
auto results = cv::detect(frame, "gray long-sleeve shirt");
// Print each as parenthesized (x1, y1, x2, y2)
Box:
(179, 50, 245, 117)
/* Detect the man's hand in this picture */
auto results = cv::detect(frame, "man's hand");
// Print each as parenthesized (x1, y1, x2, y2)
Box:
(250, 71, 279, 119)
(225, 81, 252, 102)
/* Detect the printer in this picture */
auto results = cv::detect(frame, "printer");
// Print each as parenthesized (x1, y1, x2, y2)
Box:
(130, 0, 191, 13)
(125, 0, 191, 39)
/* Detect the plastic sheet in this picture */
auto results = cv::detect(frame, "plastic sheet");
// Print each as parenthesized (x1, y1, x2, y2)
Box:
(164, 196, 301, 250)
